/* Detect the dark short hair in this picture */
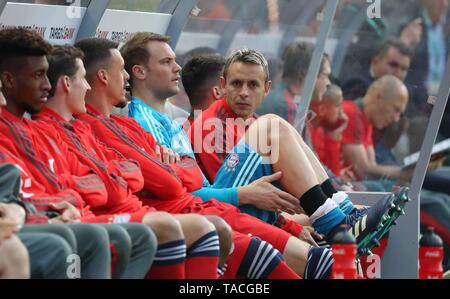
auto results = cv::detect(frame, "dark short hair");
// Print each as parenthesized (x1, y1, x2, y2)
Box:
(374, 38, 413, 59)
(282, 41, 314, 83)
(182, 54, 226, 106)
(47, 45, 84, 98)
(74, 38, 119, 84)
(121, 32, 171, 86)
(282, 42, 331, 84)
(0, 28, 52, 71)
(182, 47, 217, 66)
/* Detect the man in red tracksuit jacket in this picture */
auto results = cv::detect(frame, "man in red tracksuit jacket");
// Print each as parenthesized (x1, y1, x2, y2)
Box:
(0, 140, 87, 224)
(32, 45, 227, 279)
(73, 37, 344, 279)
(309, 84, 348, 176)
(0, 140, 159, 279)
(0, 28, 221, 279)
(0, 55, 151, 279)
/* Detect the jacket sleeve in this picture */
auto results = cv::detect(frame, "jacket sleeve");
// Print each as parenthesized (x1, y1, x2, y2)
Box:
(0, 163, 46, 223)
(86, 117, 186, 200)
(192, 186, 239, 206)
(74, 120, 145, 194)
(0, 162, 55, 224)
(169, 155, 205, 193)
(57, 173, 107, 209)
(49, 131, 109, 208)
(108, 159, 144, 193)
(0, 151, 90, 223)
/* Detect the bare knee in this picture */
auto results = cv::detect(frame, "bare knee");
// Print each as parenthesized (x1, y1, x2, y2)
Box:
(259, 113, 281, 121)
(143, 211, 183, 244)
(0, 235, 30, 279)
(173, 214, 216, 247)
(204, 215, 231, 237)
(259, 114, 290, 129)
(256, 114, 292, 142)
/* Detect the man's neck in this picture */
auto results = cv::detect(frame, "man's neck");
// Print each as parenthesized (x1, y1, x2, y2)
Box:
(189, 95, 211, 115)
(132, 86, 167, 113)
(85, 89, 113, 118)
(5, 100, 24, 120)
(424, 8, 443, 27)
(45, 96, 72, 121)
(285, 79, 303, 96)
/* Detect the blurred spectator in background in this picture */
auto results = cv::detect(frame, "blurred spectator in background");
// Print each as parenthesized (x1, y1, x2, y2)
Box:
(196, 0, 231, 20)
(342, 39, 413, 100)
(402, 0, 450, 113)
(399, 0, 450, 140)
(334, 0, 388, 85)
(341, 74, 450, 270)
(310, 84, 348, 176)
(341, 75, 409, 181)
(256, 42, 331, 127)
(256, 42, 312, 124)
(342, 39, 412, 167)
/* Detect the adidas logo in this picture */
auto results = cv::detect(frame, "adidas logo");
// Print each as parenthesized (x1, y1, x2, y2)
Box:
(352, 215, 368, 239)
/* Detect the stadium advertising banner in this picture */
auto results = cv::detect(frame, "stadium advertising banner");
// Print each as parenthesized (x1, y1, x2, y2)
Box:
(0, 3, 86, 45)
(96, 10, 172, 46)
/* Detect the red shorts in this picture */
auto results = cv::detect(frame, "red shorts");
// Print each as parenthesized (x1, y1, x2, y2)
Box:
(81, 205, 155, 223)
(181, 199, 291, 252)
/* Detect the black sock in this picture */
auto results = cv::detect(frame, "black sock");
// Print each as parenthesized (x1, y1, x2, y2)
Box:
(300, 185, 329, 216)
(321, 179, 338, 198)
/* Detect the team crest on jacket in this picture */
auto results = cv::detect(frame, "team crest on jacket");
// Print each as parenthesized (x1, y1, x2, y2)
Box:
(225, 153, 239, 172)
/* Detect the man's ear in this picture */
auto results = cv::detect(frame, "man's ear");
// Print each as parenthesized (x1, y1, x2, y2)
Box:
(132, 65, 146, 80)
(212, 85, 224, 100)
(0, 72, 15, 89)
(97, 69, 108, 85)
(60, 75, 71, 93)
(264, 80, 272, 96)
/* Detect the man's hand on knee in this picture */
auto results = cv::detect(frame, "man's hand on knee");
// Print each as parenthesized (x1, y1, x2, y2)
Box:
(298, 226, 323, 247)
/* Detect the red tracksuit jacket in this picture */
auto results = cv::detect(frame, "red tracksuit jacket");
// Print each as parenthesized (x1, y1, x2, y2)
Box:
(0, 109, 107, 213)
(309, 125, 342, 176)
(187, 98, 255, 183)
(32, 107, 154, 217)
(76, 105, 205, 213)
(0, 141, 89, 223)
